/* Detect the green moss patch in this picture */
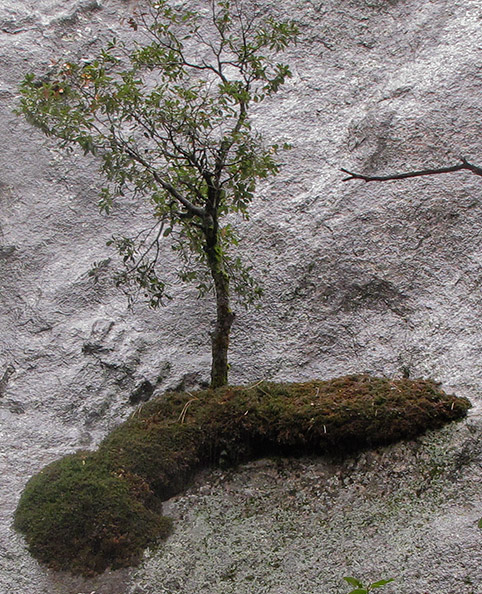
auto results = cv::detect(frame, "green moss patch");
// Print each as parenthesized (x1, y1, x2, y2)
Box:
(14, 375, 470, 575)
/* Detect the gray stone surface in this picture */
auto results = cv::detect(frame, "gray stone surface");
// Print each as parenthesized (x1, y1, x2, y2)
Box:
(130, 418, 482, 594)
(0, 0, 481, 593)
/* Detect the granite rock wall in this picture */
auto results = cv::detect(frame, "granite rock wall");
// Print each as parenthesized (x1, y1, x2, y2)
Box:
(0, 1, 481, 592)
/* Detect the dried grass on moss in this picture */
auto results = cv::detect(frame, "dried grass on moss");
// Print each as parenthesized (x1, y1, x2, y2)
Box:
(14, 375, 470, 575)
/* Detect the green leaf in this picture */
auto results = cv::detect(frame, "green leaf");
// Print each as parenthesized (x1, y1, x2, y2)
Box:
(344, 577, 363, 588)
(478, 518, 482, 529)
(370, 579, 395, 588)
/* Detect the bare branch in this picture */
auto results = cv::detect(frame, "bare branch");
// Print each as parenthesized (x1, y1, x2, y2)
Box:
(341, 158, 482, 183)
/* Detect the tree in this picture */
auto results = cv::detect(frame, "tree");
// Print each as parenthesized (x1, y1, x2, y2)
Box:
(18, 0, 298, 388)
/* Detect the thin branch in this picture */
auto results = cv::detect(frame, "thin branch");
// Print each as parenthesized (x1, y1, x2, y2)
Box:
(341, 158, 482, 182)
(214, 99, 248, 184)
(120, 142, 206, 218)
(124, 218, 166, 275)
(138, 6, 229, 83)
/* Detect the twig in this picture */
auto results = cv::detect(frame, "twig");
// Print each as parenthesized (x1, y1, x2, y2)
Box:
(178, 394, 199, 424)
(341, 158, 482, 183)
(247, 378, 271, 397)
(248, 378, 268, 389)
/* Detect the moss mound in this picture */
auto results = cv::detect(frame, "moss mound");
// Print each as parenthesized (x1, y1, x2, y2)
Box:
(14, 452, 172, 574)
(14, 375, 470, 575)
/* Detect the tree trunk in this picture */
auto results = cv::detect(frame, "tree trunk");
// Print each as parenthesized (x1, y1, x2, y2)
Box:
(204, 215, 235, 389)
(210, 265, 235, 388)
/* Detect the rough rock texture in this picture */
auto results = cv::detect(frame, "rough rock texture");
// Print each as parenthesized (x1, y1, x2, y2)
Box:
(0, 0, 481, 593)
(130, 419, 482, 594)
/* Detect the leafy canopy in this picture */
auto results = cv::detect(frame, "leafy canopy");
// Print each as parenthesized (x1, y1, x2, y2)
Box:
(18, 0, 298, 306)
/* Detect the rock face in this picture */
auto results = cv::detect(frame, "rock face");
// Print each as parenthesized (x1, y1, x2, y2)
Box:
(0, 1, 481, 593)
(131, 419, 482, 594)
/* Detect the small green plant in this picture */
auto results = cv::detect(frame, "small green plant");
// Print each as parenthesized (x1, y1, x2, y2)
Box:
(343, 576, 395, 594)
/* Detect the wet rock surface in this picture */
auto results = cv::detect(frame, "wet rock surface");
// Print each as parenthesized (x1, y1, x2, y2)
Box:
(0, 0, 481, 592)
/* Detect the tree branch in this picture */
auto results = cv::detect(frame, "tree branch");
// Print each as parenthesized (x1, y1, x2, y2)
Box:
(341, 158, 482, 182)
(123, 143, 206, 218)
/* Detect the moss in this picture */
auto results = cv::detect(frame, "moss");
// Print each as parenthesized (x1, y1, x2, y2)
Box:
(14, 375, 470, 575)
(14, 451, 172, 574)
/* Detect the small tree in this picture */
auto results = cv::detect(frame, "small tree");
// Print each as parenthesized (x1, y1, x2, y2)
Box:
(18, 0, 297, 388)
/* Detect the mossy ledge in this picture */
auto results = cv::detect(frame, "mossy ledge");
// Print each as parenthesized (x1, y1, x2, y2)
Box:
(14, 375, 470, 575)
